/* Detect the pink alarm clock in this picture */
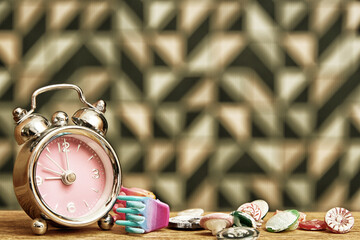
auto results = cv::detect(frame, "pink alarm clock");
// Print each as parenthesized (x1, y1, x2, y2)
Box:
(12, 84, 121, 235)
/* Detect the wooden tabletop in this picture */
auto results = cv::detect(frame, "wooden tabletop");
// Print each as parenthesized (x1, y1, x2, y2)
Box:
(0, 211, 359, 239)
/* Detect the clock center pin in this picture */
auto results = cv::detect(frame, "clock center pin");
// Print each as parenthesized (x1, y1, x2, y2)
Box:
(62, 171, 76, 185)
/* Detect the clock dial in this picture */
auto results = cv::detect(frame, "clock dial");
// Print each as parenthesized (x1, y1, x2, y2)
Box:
(35, 134, 112, 219)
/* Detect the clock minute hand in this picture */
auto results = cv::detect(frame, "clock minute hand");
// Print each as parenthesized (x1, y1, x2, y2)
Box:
(46, 154, 66, 173)
(65, 150, 70, 171)
(63, 139, 70, 170)
(37, 163, 62, 175)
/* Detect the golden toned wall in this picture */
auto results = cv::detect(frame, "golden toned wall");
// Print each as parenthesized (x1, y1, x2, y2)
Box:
(0, 0, 359, 212)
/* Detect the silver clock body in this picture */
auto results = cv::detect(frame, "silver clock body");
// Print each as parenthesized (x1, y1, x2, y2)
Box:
(13, 125, 122, 227)
(12, 84, 121, 234)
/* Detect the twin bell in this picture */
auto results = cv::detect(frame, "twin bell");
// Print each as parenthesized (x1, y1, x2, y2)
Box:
(13, 99, 107, 145)
(12, 84, 109, 146)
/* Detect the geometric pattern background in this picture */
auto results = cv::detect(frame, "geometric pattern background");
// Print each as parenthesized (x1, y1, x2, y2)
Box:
(0, 0, 360, 212)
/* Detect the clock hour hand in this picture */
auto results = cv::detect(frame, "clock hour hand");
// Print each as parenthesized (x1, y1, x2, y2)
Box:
(45, 177, 62, 180)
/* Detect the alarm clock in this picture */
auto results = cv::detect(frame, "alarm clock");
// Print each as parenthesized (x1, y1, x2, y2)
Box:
(12, 84, 122, 235)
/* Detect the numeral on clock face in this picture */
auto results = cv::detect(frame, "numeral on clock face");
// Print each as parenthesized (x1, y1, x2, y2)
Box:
(67, 202, 76, 213)
(62, 139, 70, 153)
(36, 176, 43, 186)
(92, 169, 100, 179)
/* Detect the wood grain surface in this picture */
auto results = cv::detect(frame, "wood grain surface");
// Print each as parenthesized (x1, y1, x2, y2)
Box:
(0, 211, 358, 239)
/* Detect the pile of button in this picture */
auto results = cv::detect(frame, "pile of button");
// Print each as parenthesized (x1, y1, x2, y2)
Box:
(266, 207, 354, 234)
(168, 199, 268, 239)
(168, 200, 355, 239)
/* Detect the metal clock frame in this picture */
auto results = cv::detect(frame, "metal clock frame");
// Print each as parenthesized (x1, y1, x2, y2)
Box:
(13, 125, 122, 227)
(12, 84, 122, 234)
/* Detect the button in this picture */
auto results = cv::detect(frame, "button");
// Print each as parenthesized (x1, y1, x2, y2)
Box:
(217, 227, 260, 239)
(237, 203, 262, 222)
(231, 211, 257, 228)
(265, 210, 300, 232)
(325, 207, 354, 233)
(299, 219, 327, 231)
(177, 208, 204, 217)
(168, 215, 202, 229)
(251, 200, 269, 219)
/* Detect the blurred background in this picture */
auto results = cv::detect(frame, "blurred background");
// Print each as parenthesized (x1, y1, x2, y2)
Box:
(0, 0, 360, 212)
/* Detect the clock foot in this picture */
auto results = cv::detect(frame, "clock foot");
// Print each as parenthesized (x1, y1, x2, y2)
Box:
(98, 214, 114, 230)
(31, 218, 48, 235)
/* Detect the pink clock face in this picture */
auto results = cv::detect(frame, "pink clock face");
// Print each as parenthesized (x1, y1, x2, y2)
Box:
(35, 134, 114, 219)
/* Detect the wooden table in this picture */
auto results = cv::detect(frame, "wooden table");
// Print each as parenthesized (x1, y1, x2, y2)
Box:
(0, 211, 359, 239)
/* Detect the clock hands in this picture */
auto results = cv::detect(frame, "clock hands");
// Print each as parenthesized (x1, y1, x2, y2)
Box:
(45, 154, 66, 173)
(37, 163, 62, 175)
(63, 139, 70, 171)
(65, 150, 70, 170)
(45, 177, 62, 180)
(42, 140, 76, 185)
